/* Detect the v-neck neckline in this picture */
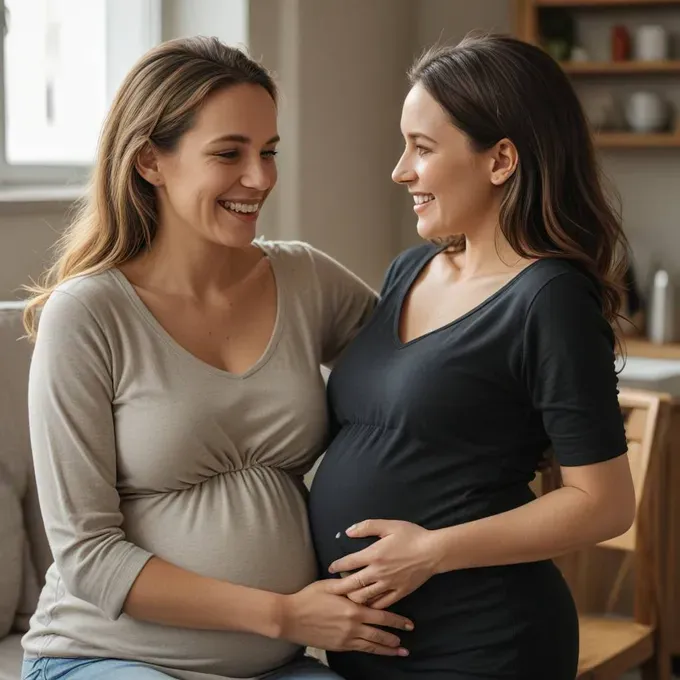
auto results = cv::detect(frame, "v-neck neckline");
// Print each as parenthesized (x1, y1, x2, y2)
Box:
(393, 245, 542, 349)
(109, 241, 285, 380)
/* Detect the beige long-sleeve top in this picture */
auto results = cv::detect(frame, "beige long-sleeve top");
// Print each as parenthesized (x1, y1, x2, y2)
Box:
(22, 240, 376, 679)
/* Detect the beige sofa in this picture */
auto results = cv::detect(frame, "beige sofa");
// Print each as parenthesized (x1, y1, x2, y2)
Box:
(0, 301, 52, 679)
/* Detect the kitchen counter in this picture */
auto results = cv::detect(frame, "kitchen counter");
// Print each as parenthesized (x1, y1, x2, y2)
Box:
(617, 356, 680, 397)
(623, 337, 680, 361)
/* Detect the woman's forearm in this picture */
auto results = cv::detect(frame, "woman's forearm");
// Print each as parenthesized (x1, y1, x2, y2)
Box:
(429, 484, 633, 575)
(124, 556, 282, 637)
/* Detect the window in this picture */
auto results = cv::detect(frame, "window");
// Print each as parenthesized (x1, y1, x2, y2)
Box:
(0, 0, 161, 185)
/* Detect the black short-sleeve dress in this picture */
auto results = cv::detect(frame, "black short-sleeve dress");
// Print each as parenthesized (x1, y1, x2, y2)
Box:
(308, 243, 628, 680)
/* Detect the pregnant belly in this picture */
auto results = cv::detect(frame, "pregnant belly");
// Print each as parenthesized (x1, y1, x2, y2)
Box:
(309, 424, 533, 573)
(24, 468, 319, 679)
(309, 426, 578, 675)
(122, 466, 318, 594)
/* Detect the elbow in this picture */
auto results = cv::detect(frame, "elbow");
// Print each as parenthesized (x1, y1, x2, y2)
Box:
(617, 497, 637, 537)
(56, 565, 129, 621)
(598, 495, 636, 543)
(56, 557, 103, 613)
(55, 538, 147, 621)
(609, 507, 635, 541)
(579, 456, 637, 543)
(613, 473, 638, 538)
(55, 549, 111, 616)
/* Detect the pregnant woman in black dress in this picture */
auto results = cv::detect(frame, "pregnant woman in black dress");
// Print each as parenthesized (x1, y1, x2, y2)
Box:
(309, 34, 636, 680)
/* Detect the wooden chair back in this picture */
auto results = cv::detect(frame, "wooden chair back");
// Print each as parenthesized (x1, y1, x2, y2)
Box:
(541, 387, 672, 679)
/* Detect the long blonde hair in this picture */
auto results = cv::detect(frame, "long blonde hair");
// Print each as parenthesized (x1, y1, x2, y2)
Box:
(23, 36, 276, 339)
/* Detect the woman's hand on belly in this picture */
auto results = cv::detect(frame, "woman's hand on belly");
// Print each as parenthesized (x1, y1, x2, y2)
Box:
(277, 579, 413, 657)
(327, 520, 438, 610)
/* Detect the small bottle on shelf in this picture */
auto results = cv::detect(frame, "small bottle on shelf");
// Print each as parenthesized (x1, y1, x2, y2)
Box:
(648, 267, 676, 345)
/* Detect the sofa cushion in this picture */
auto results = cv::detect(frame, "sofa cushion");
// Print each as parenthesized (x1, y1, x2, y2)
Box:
(14, 536, 40, 633)
(0, 476, 23, 638)
(0, 634, 24, 680)
(0, 302, 51, 640)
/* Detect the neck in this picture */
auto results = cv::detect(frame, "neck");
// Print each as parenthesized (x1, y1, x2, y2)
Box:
(129, 220, 261, 300)
(444, 213, 528, 279)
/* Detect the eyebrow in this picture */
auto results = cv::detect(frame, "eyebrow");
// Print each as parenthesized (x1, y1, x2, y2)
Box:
(209, 134, 280, 145)
(407, 132, 437, 145)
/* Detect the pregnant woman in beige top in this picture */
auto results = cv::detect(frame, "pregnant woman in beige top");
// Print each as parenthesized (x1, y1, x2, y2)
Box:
(20, 37, 413, 680)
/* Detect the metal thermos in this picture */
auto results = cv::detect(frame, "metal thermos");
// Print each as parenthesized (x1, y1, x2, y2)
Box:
(648, 268, 676, 344)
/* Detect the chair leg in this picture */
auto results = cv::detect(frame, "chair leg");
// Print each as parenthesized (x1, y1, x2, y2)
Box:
(641, 652, 671, 680)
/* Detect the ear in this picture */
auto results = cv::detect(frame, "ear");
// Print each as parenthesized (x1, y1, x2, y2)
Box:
(135, 143, 164, 186)
(488, 138, 518, 187)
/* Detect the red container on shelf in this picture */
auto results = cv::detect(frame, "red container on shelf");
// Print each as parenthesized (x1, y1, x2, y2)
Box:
(612, 25, 631, 61)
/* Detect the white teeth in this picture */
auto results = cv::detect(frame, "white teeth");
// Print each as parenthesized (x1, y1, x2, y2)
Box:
(413, 194, 434, 205)
(221, 201, 260, 213)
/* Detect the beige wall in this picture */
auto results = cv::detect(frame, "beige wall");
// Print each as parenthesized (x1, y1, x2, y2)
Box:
(162, 0, 248, 47)
(0, 206, 69, 299)
(250, 0, 415, 288)
(2, 0, 678, 300)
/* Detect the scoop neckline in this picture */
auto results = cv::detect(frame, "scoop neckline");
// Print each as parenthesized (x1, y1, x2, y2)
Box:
(108, 241, 285, 380)
(393, 245, 543, 350)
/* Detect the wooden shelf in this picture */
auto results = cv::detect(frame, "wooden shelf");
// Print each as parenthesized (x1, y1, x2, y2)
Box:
(561, 60, 680, 75)
(595, 131, 680, 147)
(536, 0, 680, 7)
(514, 0, 680, 149)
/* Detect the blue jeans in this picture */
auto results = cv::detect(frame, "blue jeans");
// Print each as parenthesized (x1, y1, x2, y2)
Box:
(22, 655, 344, 679)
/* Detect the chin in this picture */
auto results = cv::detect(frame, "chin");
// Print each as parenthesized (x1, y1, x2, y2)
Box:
(205, 227, 255, 249)
(223, 232, 257, 249)
(416, 219, 445, 242)
(211, 216, 258, 248)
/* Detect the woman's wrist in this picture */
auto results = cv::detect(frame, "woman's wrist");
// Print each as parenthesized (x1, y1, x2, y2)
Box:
(428, 526, 464, 575)
(251, 591, 287, 639)
(214, 581, 287, 639)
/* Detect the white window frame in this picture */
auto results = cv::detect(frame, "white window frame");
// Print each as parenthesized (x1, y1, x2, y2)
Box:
(0, 0, 161, 186)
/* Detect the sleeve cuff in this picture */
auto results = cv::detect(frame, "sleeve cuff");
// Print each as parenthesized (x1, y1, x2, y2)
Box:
(101, 547, 154, 620)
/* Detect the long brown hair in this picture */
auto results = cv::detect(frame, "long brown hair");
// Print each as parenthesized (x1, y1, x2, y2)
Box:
(23, 36, 276, 339)
(408, 33, 628, 328)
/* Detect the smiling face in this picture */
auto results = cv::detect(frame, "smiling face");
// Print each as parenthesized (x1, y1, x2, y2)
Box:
(392, 84, 506, 243)
(139, 83, 279, 249)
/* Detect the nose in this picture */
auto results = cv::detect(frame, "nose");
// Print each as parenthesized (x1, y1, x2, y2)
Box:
(392, 151, 416, 185)
(241, 155, 274, 192)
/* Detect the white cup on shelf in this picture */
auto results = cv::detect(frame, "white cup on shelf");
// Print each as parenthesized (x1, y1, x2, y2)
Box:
(634, 25, 669, 61)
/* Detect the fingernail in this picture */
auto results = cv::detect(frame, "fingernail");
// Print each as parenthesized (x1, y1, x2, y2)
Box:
(346, 524, 357, 534)
(398, 648, 409, 656)
(405, 622, 414, 631)
(328, 566, 335, 574)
